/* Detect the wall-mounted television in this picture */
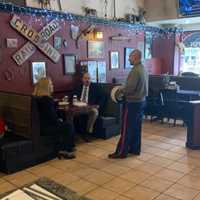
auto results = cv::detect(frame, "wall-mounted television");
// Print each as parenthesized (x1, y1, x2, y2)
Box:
(179, 0, 200, 16)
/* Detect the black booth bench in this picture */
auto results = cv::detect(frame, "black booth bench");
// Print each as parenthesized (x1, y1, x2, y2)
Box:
(0, 84, 120, 173)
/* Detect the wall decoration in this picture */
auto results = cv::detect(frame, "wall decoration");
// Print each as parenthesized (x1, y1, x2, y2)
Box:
(54, 36, 62, 49)
(80, 60, 106, 83)
(0, 1, 181, 39)
(88, 41, 104, 59)
(97, 61, 106, 83)
(70, 24, 80, 40)
(125, 47, 134, 68)
(0, 39, 3, 64)
(63, 40, 68, 48)
(83, 7, 97, 17)
(6, 38, 18, 48)
(110, 51, 119, 69)
(4, 69, 14, 81)
(88, 61, 97, 83)
(63, 54, 76, 74)
(10, 15, 61, 65)
(75, 25, 95, 49)
(38, 0, 51, 9)
(137, 41, 144, 60)
(31, 62, 46, 84)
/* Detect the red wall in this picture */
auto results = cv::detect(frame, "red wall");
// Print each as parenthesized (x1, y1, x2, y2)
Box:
(152, 33, 176, 74)
(0, 11, 144, 95)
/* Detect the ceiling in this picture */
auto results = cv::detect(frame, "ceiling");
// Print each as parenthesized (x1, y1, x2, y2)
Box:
(147, 16, 200, 31)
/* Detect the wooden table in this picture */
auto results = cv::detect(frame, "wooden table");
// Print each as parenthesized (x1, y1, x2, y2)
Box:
(58, 104, 98, 122)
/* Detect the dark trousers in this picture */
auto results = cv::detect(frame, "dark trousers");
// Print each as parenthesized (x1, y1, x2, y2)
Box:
(115, 101, 146, 156)
(42, 121, 75, 152)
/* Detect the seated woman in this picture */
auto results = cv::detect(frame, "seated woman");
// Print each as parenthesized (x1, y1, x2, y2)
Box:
(33, 77, 75, 159)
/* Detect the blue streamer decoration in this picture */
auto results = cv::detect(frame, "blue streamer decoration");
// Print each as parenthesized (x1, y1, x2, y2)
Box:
(0, 2, 183, 35)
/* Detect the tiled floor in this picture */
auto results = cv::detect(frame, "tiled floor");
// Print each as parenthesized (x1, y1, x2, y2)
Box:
(2, 120, 200, 199)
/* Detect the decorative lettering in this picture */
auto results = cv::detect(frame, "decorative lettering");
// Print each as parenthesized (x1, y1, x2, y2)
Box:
(11, 15, 61, 65)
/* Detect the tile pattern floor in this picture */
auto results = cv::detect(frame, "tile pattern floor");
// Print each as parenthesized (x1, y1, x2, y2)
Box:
(1, 120, 200, 200)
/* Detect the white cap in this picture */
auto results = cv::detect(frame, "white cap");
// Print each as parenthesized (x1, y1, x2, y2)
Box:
(110, 86, 124, 103)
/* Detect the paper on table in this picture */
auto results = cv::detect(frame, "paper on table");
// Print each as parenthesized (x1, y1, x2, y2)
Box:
(58, 101, 69, 106)
(73, 101, 87, 107)
(0, 189, 34, 200)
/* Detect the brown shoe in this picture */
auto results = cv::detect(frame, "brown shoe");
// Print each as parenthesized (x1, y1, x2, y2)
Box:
(108, 153, 127, 159)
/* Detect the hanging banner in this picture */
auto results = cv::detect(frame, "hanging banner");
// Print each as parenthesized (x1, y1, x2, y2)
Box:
(10, 15, 61, 65)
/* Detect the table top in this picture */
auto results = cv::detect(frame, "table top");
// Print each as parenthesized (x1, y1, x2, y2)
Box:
(177, 90, 200, 96)
(58, 104, 98, 116)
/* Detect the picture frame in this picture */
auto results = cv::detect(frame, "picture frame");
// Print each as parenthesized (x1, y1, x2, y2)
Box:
(54, 36, 62, 49)
(88, 61, 97, 83)
(137, 41, 144, 61)
(63, 54, 76, 74)
(88, 41, 104, 59)
(110, 51, 119, 69)
(124, 47, 134, 68)
(97, 61, 106, 83)
(6, 38, 18, 48)
(31, 62, 46, 84)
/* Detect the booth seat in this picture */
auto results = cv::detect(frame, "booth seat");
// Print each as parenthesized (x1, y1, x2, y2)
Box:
(58, 83, 121, 139)
(0, 84, 120, 173)
(0, 92, 58, 173)
(93, 83, 120, 139)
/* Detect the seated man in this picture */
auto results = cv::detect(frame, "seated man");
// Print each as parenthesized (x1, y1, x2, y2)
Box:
(73, 72, 104, 141)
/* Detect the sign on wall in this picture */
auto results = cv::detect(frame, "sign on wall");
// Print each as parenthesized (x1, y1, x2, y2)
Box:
(10, 15, 61, 65)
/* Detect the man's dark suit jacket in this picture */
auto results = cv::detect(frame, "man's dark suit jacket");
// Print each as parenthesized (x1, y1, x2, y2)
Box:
(73, 83, 105, 115)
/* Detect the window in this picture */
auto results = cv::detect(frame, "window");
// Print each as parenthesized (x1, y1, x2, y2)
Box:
(180, 47, 200, 74)
(144, 32, 152, 59)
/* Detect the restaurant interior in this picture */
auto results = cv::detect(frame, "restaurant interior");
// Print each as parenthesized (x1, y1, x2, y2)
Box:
(1, 0, 200, 199)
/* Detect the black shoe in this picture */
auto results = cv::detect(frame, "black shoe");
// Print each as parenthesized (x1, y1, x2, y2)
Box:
(108, 153, 127, 159)
(129, 151, 140, 156)
(63, 153, 76, 159)
(57, 151, 76, 160)
(81, 134, 92, 142)
(72, 147, 77, 152)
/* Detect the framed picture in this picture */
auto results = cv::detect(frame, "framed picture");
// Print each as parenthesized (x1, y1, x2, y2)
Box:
(110, 51, 119, 69)
(54, 36, 62, 49)
(63, 54, 76, 74)
(88, 41, 104, 59)
(125, 47, 134, 68)
(88, 61, 97, 83)
(97, 61, 106, 83)
(137, 41, 144, 61)
(31, 62, 46, 84)
(6, 38, 18, 48)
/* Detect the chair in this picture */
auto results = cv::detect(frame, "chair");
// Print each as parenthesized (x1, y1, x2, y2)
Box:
(181, 72, 199, 77)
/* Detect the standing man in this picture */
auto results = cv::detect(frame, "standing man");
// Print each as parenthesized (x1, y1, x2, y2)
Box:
(109, 49, 148, 158)
(74, 72, 104, 141)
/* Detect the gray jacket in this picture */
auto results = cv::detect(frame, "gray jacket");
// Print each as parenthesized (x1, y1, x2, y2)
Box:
(123, 63, 149, 102)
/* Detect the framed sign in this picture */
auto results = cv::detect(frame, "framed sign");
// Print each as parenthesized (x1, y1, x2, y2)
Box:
(63, 54, 76, 74)
(88, 41, 104, 59)
(88, 61, 97, 83)
(97, 61, 106, 83)
(110, 51, 119, 69)
(54, 36, 62, 49)
(6, 38, 18, 48)
(31, 62, 46, 84)
(124, 47, 134, 68)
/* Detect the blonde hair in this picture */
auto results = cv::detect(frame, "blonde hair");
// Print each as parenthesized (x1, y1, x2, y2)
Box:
(33, 77, 53, 97)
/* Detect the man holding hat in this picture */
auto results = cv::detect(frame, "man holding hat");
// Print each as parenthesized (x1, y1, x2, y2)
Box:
(109, 49, 148, 159)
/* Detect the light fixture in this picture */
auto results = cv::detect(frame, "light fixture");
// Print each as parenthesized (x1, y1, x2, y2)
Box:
(110, 33, 131, 41)
(95, 30, 103, 39)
